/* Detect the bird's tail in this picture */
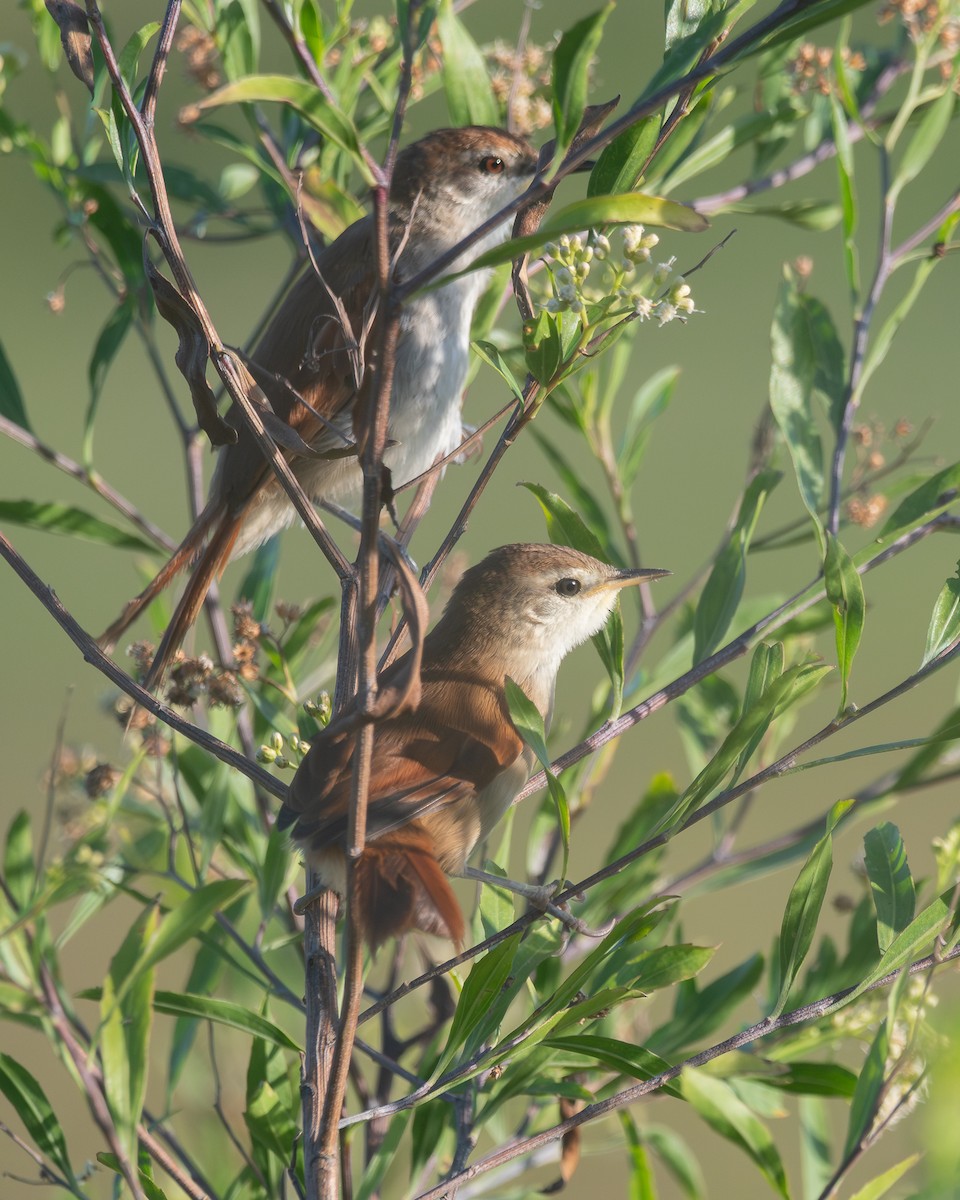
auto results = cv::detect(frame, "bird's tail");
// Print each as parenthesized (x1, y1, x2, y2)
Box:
(141, 509, 245, 691)
(355, 824, 464, 948)
(98, 503, 244, 690)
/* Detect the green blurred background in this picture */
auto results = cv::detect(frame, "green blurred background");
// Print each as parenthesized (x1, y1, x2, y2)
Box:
(2, 0, 960, 1195)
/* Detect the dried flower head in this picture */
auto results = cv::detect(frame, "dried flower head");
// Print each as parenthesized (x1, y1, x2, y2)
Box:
(177, 25, 221, 91)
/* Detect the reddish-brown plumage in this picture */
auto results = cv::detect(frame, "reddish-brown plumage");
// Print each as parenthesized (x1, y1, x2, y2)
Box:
(97, 127, 538, 686)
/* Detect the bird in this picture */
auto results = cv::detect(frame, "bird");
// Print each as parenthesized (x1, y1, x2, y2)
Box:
(279, 543, 670, 947)
(99, 126, 540, 687)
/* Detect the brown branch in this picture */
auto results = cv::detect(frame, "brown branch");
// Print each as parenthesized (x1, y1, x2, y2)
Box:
(409, 943, 960, 1199)
(0, 529, 284, 799)
(357, 511, 953, 1023)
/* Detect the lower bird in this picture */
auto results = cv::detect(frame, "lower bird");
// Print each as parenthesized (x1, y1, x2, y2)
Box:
(279, 543, 669, 946)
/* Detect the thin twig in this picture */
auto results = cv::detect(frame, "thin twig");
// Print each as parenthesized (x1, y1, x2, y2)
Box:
(410, 943, 960, 1200)
(0, 529, 285, 799)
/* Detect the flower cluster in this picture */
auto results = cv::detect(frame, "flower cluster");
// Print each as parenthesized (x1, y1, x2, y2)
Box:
(786, 42, 866, 96)
(486, 38, 555, 135)
(843, 416, 914, 527)
(256, 730, 311, 771)
(540, 226, 698, 328)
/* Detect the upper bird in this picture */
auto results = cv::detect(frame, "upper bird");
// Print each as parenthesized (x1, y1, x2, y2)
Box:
(100, 127, 539, 687)
(279, 543, 670, 948)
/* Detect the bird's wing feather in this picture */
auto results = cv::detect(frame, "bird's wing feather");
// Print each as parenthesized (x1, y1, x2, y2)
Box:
(280, 669, 524, 852)
(213, 218, 380, 509)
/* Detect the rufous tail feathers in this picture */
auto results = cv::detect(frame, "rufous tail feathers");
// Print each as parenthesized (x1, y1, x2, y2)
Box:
(97, 503, 245, 690)
(141, 509, 244, 690)
(354, 824, 465, 949)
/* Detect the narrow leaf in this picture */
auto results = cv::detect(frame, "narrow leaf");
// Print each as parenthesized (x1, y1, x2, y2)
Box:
(0, 339, 32, 432)
(921, 565, 960, 666)
(0, 500, 156, 552)
(769, 267, 825, 549)
(846, 1154, 920, 1200)
(894, 77, 958, 192)
(863, 824, 915, 954)
(552, 6, 614, 163)
(843, 1020, 888, 1157)
(773, 823, 836, 1017)
(153, 991, 300, 1050)
(0, 1054, 75, 1181)
(824, 533, 865, 711)
(876, 461, 960, 544)
(436, 0, 499, 126)
(681, 1070, 789, 1197)
(462, 192, 708, 275)
(191, 75, 374, 183)
(587, 118, 659, 197)
(693, 469, 778, 663)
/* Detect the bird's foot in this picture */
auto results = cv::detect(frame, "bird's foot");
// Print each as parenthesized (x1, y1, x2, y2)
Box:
(462, 868, 612, 938)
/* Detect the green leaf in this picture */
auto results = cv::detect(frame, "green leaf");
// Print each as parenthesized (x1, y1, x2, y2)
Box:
(693, 469, 778, 664)
(153, 991, 300, 1050)
(844, 888, 958, 1005)
(0, 500, 156, 552)
(773, 816, 839, 1017)
(551, 6, 614, 163)
(463, 192, 709, 275)
(434, 936, 519, 1077)
(769, 267, 826, 550)
(355, 1109, 413, 1200)
(4, 811, 34, 911)
(893, 76, 958, 192)
(101, 904, 159, 1160)
(97, 1156, 169, 1200)
(472, 339, 524, 401)
(436, 0, 499, 127)
(846, 1154, 920, 1200)
(668, 662, 833, 827)
(921, 566, 960, 667)
(863, 824, 915, 955)
(876, 461, 960, 544)
(239, 536, 279, 622)
(0, 1054, 76, 1182)
(630, 944, 715, 992)
(824, 533, 865, 711)
(522, 310, 564, 385)
(117, 21, 161, 86)
(84, 299, 135, 466)
(843, 1019, 888, 1157)
(191, 75, 374, 184)
(137, 879, 249, 980)
(587, 118, 659, 197)
(504, 677, 571, 874)
(681, 1069, 789, 1197)
(0, 339, 31, 432)
(721, 198, 843, 232)
(648, 954, 764, 1059)
(546, 1036, 681, 1097)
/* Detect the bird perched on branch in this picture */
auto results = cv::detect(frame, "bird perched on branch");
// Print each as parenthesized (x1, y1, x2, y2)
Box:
(99, 126, 540, 687)
(279, 543, 669, 947)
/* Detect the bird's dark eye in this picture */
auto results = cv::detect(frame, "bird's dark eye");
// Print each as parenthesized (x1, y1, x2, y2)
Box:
(479, 155, 505, 174)
(555, 577, 581, 597)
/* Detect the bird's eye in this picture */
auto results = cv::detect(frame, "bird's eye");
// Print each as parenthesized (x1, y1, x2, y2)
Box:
(555, 577, 582, 597)
(479, 155, 505, 174)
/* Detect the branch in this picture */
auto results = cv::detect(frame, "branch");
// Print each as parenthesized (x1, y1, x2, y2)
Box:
(0, 530, 284, 799)
(358, 511, 953, 1022)
(410, 942, 960, 1199)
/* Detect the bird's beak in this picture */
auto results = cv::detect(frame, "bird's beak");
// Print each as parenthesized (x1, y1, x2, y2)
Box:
(595, 566, 671, 594)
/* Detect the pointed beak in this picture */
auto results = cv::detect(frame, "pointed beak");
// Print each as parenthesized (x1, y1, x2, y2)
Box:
(600, 566, 671, 594)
